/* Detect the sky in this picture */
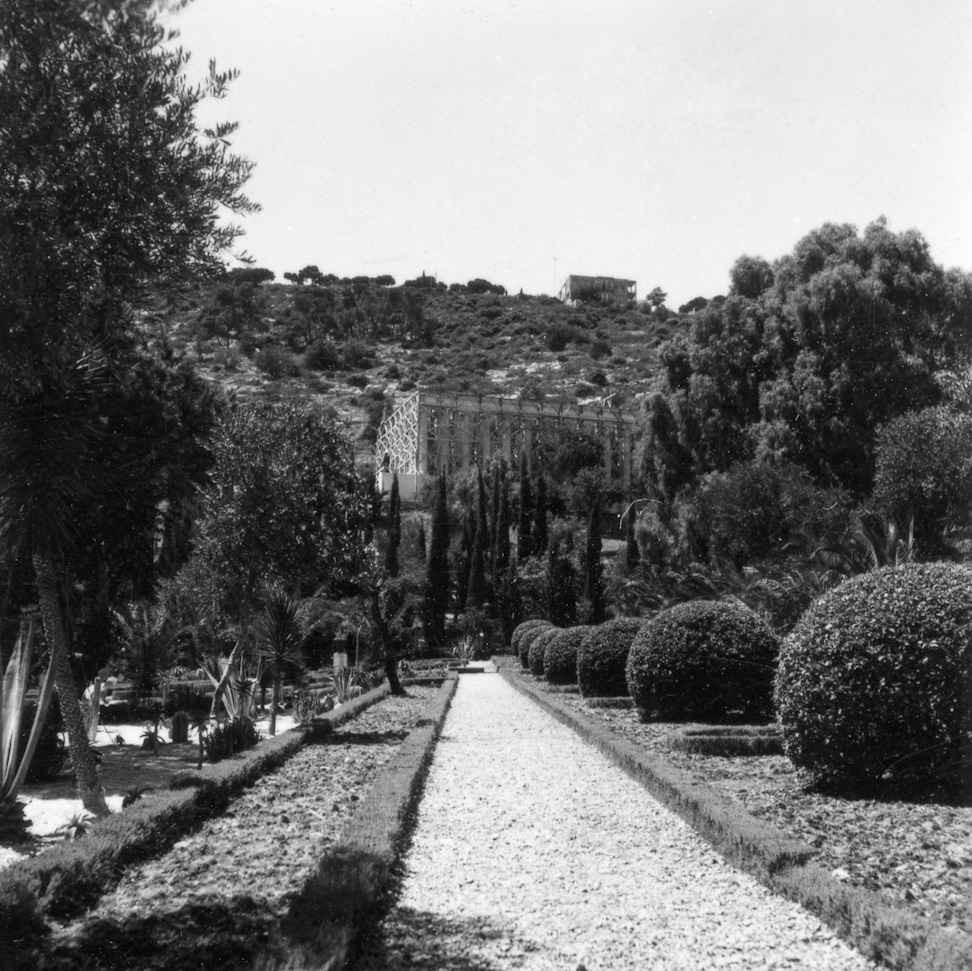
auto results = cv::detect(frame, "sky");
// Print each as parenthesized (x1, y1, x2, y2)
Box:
(166, 0, 972, 309)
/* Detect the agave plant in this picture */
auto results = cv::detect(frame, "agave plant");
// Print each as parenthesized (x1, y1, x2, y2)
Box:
(122, 784, 153, 808)
(326, 667, 363, 705)
(56, 810, 94, 841)
(452, 634, 477, 666)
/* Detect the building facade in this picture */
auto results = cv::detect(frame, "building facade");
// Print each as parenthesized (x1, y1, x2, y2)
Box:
(558, 275, 637, 305)
(376, 390, 639, 500)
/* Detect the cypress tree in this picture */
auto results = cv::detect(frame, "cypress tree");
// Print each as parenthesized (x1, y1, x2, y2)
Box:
(582, 491, 606, 624)
(466, 468, 489, 609)
(546, 535, 578, 627)
(518, 452, 533, 560)
(385, 472, 401, 577)
(423, 473, 450, 648)
(533, 474, 549, 556)
(624, 506, 639, 572)
(416, 520, 427, 561)
(456, 505, 473, 612)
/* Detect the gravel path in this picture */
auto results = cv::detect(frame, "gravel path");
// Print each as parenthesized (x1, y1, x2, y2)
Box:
(358, 674, 877, 971)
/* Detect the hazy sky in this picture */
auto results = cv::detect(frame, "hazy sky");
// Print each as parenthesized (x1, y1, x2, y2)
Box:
(167, 0, 972, 308)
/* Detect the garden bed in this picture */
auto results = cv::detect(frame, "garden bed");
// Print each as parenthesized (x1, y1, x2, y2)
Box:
(499, 658, 972, 970)
(3, 681, 454, 970)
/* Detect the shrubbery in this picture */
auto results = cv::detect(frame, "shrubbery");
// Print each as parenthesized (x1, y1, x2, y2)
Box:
(542, 626, 590, 685)
(511, 619, 552, 668)
(577, 618, 644, 697)
(304, 339, 341, 371)
(255, 344, 299, 379)
(775, 563, 972, 793)
(626, 600, 778, 721)
(203, 717, 260, 762)
(529, 628, 558, 677)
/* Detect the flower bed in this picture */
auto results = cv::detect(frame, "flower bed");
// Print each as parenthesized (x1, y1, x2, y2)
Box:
(2, 681, 456, 969)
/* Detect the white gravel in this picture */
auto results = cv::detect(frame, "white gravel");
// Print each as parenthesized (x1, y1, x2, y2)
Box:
(361, 673, 877, 970)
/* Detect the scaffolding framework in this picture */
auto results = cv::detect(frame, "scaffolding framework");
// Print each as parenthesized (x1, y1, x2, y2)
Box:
(376, 390, 638, 496)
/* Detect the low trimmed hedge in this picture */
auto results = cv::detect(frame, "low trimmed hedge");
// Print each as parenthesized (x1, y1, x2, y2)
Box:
(577, 618, 644, 698)
(542, 626, 591, 685)
(528, 628, 559, 677)
(0, 683, 393, 963)
(516, 621, 553, 669)
(511, 619, 552, 668)
(627, 600, 778, 721)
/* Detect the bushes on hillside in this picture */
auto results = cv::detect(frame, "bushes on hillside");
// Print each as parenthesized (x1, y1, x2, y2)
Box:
(577, 618, 644, 698)
(776, 563, 972, 793)
(529, 628, 559, 677)
(542, 626, 590, 685)
(626, 600, 778, 721)
(512, 620, 552, 668)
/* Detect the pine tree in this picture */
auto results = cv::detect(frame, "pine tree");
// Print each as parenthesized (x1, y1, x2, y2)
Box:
(518, 452, 534, 560)
(582, 492, 607, 624)
(385, 472, 401, 577)
(423, 474, 450, 648)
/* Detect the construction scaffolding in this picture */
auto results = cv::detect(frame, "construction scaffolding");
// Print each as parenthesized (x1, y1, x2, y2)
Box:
(375, 390, 639, 499)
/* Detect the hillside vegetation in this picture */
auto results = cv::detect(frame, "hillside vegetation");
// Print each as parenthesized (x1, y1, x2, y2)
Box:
(143, 274, 685, 463)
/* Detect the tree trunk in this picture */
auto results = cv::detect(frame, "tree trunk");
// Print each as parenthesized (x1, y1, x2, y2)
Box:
(270, 669, 279, 736)
(384, 655, 405, 696)
(33, 555, 108, 816)
(369, 588, 407, 696)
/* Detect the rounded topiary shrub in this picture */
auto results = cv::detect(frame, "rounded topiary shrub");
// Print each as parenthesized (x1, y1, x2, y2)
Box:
(577, 618, 644, 698)
(776, 563, 972, 792)
(626, 600, 778, 721)
(519, 622, 553, 669)
(529, 628, 559, 677)
(512, 620, 552, 668)
(542, 626, 591, 685)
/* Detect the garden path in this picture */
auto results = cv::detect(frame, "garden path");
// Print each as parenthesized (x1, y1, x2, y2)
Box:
(356, 673, 877, 971)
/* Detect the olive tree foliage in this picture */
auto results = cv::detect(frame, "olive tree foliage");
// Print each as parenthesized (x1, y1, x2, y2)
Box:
(0, 0, 256, 811)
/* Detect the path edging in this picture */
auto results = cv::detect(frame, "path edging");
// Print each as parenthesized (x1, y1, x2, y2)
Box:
(499, 665, 972, 971)
(273, 673, 459, 970)
(0, 683, 393, 962)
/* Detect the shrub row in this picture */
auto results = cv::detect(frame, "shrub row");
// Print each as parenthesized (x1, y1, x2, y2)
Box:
(577, 618, 643, 698)
(0, 683, 393, 965)
(511, 620, 552, 668)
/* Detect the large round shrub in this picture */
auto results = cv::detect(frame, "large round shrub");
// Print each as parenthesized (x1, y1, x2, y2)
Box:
(626, 600, 778, 721)
(578, 618, 644, 697)
(529, 628, 559, 677)
(543, 626, 591, 685)
(776, 563, 972, 792)
(512, 620, 552, 668)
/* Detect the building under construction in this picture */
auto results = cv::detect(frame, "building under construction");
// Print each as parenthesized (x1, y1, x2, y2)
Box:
(375, 390, 639, 500)
(558, 275, 637, 306)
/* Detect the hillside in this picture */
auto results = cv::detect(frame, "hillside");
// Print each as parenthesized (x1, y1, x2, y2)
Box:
(141, 276, 687, 468)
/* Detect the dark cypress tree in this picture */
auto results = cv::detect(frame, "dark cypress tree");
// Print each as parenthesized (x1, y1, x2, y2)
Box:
(502, 552, 524, 641)
(423, 474, 450, 648)
(518, 452, 533, 560)
(582, 492, 606, 624)
(624, 506, 640, 572)
(416, 520, 427, 561)
(385, 472, 401, 577)
(533, 474, 549, 556)
(455, 504, 474, 612)
(546, 536, 578, 627)
(466, 469, 489, 609)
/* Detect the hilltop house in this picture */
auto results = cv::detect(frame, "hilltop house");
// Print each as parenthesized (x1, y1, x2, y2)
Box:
(558, 275, 636, 306)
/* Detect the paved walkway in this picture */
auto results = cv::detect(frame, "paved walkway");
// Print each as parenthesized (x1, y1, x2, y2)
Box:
(356, 674, 876, 970)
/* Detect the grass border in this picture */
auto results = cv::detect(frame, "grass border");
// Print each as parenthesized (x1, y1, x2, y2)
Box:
(0, 683, 393, 962)
(270, 672, 459, 970)
(498, 665, 972, 971)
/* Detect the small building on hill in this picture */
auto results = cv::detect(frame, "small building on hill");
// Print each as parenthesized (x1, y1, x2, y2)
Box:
(558, 275, 637, 306)
(376, 390, 639, 501)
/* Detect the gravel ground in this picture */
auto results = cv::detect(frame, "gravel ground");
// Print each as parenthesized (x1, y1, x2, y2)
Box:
(539, 678, 972, 935)
(44, 686, 438, 971)
(358, 675, 877, 971)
